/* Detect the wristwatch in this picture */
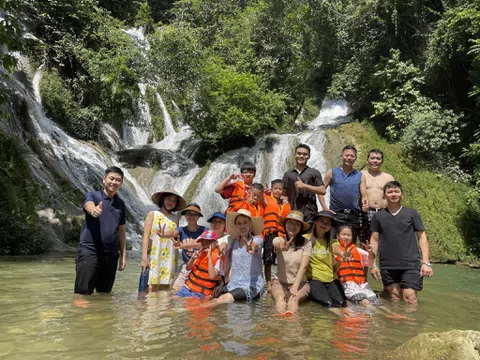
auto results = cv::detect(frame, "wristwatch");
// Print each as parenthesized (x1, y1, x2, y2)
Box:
(422, 261, 432, 267)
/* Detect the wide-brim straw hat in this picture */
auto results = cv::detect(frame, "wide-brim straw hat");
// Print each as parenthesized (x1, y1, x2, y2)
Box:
(151, 189, 186, 211)
(226, 209, 264, 237)
(279, 210, 310, 232)
(179, 204, 203, 217)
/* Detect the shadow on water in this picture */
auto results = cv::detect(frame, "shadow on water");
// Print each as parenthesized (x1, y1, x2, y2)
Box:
(0, 254, 479, 359)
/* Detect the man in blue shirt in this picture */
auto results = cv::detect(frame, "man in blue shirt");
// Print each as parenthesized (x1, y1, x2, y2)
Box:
(319, 145, 368, 242)
(74, 166, 127, 295)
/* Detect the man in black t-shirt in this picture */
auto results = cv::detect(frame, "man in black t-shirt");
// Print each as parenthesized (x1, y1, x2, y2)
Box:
(282, 143, 326, 224)
(369, 181, 433, 305)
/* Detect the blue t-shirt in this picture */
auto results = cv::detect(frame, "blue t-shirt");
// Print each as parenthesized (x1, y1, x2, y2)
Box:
(78, 190, 126, 255)
(177, 225, 207, 263)
(330, 167, 362, 212)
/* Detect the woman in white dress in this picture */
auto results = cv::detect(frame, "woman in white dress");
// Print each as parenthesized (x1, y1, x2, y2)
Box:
(141, 189, 186, 291)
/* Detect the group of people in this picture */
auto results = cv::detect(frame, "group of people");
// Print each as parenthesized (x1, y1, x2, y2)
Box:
(74, 143, 433, 315)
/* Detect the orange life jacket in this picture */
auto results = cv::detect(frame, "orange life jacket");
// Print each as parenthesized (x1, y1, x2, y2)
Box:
(277, 202, 291, 237)
(240, 200, 265, 218)
(185, 250, 222, 296)
(336, 243, 365, 284)
(226, 180, 250, 213)
(263, 195, 281, 236)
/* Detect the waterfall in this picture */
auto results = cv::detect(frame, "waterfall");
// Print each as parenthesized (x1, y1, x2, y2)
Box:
(156, 93, 176, 137)
(122, 83, 152, 148)
(190, 100, 351, 222)
(8, 65, 151, 248)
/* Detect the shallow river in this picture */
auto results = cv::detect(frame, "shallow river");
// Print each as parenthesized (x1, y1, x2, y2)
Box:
(0, 253, 479, 359)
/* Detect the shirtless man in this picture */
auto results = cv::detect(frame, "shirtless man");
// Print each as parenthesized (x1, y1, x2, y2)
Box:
(359, 149, 394, 243)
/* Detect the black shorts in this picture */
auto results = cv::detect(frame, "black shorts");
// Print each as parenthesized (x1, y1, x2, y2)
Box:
(74, 252, 119, 295)
(263, 232, 277, 265)
(229, 288, 261, 302)
(309, 279, 347, 308)
(381, 269, 423, 291)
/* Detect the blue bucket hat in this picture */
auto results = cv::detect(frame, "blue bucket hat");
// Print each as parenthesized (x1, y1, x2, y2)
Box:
(207, 212, 226, 222)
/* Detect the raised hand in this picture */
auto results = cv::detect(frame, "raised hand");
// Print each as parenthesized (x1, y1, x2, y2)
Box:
(246, 239, 256, 254)
(172, 236, 182, 250)
(156, 223, 167, 238)
(90, 201, 103, 218)
(362, 240, 372, 252)
(295, 176, 305, 190)
(342, 250, 353, 261)
(280, 195, 289, 205)
(281, 237, 294, 251)
(191, 249, 202, 260)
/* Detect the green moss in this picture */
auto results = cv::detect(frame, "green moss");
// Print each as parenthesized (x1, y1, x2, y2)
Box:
(325, 121, 479, 262)
(183, 163, 211, 203)
(0, 131, 50, 255)
(144, 85, 164, 141)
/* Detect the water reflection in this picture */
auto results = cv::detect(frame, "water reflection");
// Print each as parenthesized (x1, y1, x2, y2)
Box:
(1, 255, 480, 359)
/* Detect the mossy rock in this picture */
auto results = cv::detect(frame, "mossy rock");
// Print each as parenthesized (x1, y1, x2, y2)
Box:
(378, 330, 480, 360)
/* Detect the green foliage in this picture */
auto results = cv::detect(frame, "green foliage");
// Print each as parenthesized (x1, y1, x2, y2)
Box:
(0, 131, 50, 255)
(27, 0, 146, 137)
(39, 69, 74, 128)
(195, 58, 286, 143)
(371, 49, 425, 139)
(402, 105, 463, 161)
(135, 2, 155, 34)
(330, 122, 479, 261)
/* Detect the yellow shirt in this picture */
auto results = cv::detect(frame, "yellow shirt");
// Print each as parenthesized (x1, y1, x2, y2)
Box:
(307, 237, 339, 282)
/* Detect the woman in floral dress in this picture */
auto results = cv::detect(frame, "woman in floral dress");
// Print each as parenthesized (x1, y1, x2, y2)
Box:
(141, 190, 186, 291)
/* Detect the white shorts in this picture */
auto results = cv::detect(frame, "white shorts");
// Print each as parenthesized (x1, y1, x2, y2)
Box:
(172, 264, 190, 290)
(342, 281, 377, 303)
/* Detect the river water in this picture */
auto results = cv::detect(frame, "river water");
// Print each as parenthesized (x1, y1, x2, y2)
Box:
(0, 254, 479, 359)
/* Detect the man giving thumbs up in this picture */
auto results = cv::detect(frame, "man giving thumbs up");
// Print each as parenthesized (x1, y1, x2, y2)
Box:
(74, 166, 127, 296)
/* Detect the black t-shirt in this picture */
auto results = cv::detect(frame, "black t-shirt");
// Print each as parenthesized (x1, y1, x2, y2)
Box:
(370, 207, 425, 270)
(78, 190, 126, 255)
(282, 166, 323, 222)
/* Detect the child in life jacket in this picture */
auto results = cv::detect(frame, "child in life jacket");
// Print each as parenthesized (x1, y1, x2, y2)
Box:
(214, 162, 257, 213)
(263, 179, 290, 291)
(334, 225, 380, 305)
(175, 230, 225, 299)
(240, 183, 266, 217)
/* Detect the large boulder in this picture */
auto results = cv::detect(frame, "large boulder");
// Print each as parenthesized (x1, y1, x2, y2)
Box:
(380, 330, 480, 360)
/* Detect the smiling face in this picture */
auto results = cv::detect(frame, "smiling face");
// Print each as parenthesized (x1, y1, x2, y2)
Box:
(338, 227, 353, 246)
(235, 215, 251, 237)
(184, 211, 200, 225)
(250, 188, 264, 204)
(295, 147, 310, 167)
(367, 152, 383, 171)
(200, 239, 216, 249)
(241, 169, 255, 185)
(285, 219, 302, 239)
(384, 186, 402, 204)
(210, 217, 226, 234)
(342, 149, 357, 167)
(163, 194, 178, 211)
(271, 183, 284, 200)
(314, 216, 332, 236)
(103, 172, 123, 195)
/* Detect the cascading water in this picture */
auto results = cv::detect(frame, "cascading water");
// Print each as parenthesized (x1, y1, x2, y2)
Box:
(123, 83, 153, 148)
(1, 63, 150, 249)
(190, 101, 351, 223)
